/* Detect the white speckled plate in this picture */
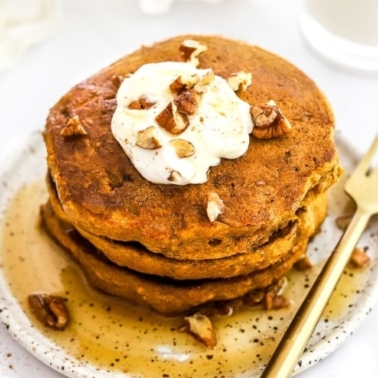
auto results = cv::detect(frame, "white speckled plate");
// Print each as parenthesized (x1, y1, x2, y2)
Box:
(0, 131, 377, 378)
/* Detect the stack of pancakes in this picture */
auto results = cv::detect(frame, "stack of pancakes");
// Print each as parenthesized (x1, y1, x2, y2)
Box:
(41, 35, 342, 316)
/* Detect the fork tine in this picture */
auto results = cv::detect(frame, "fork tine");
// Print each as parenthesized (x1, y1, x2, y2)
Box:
(354, 134, 378, 176)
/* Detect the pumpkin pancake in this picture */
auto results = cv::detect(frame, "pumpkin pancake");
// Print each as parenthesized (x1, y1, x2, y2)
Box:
(46, 173, 327, 280)
(43, 34, 341, 261)
(41, 201, 313, 316)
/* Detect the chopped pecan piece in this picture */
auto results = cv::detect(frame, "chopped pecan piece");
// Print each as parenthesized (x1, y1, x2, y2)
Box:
(111, 75, 124, 89)
(336, 214, 371, 231)
(264, 292, 291, 311)
(251, 102, 278, 126)
(167, 169, 182, 182)
(128, 96, 156, 110)
(179, 39, 207, 67)
(136, 126, 162, 149)
(155, 102, 189, 134)
(210, 302, 234, 316)
(194, 70, 215, 93)
(169, 139, 195, 158)
(349, 247, 370, 268)
(227, 71, 252, 92)
(206, 192, 224, 222)
(295, 255, 313, 270)
(243, 289, 266, 306)
(60, 115, 87, 137)
(173, 89, 198, 115)
(28, 292, 69, 330)
(255, 180, 266, 186)
(169, 74, 199, 93)
(335, 215, 353, 230)
(251, 100, 292, 139)
(180, 312, 217, 349)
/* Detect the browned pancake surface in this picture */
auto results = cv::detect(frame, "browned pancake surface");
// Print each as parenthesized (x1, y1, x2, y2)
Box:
(41, 202, 311, 315)
(47, 173, 327, 280)
(44, 35, 341, 259)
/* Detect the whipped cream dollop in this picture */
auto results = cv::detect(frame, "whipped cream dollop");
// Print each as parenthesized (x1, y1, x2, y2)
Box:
(111, 61, 253, 185)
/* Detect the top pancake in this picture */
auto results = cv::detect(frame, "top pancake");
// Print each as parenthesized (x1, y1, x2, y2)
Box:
(43, 34, 341, 259)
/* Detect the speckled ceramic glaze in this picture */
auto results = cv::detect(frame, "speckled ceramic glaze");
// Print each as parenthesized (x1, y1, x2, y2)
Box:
(0, 131, 377, 377)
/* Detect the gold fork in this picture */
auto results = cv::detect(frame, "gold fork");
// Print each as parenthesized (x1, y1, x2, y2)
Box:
(261, 134, 378, 378)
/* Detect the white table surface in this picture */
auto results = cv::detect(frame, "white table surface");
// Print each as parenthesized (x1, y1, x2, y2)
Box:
(1, 0, 378, 377)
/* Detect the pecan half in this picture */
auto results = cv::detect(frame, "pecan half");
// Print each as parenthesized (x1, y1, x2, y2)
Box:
(206, 192, 225, 222)
(169, 139, 195, 158)
(60, 115, 87, 137)
(28, 292, 69, 330)
(128, 96, 156, 110)
(179, 312, 217, 349)
(251, 100, 292, 139)
(136, 126, 162, 149)
(155, 102, 189, 134)
(179, 39, 207, 67)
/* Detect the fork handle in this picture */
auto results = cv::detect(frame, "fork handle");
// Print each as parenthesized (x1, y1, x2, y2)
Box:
(261, 207, 371, 378)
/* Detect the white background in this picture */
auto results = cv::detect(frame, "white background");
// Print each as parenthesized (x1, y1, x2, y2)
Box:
(1, 0, 378, 377)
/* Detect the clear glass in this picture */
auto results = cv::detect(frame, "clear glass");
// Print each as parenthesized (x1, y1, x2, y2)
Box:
(300, 0, 378, 75)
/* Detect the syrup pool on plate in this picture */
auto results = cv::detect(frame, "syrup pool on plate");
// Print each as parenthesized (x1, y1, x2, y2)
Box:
(0, 133, 377, 377)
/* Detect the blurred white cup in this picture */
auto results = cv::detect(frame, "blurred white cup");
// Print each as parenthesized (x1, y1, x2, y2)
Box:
(300, 0, 378, 75)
